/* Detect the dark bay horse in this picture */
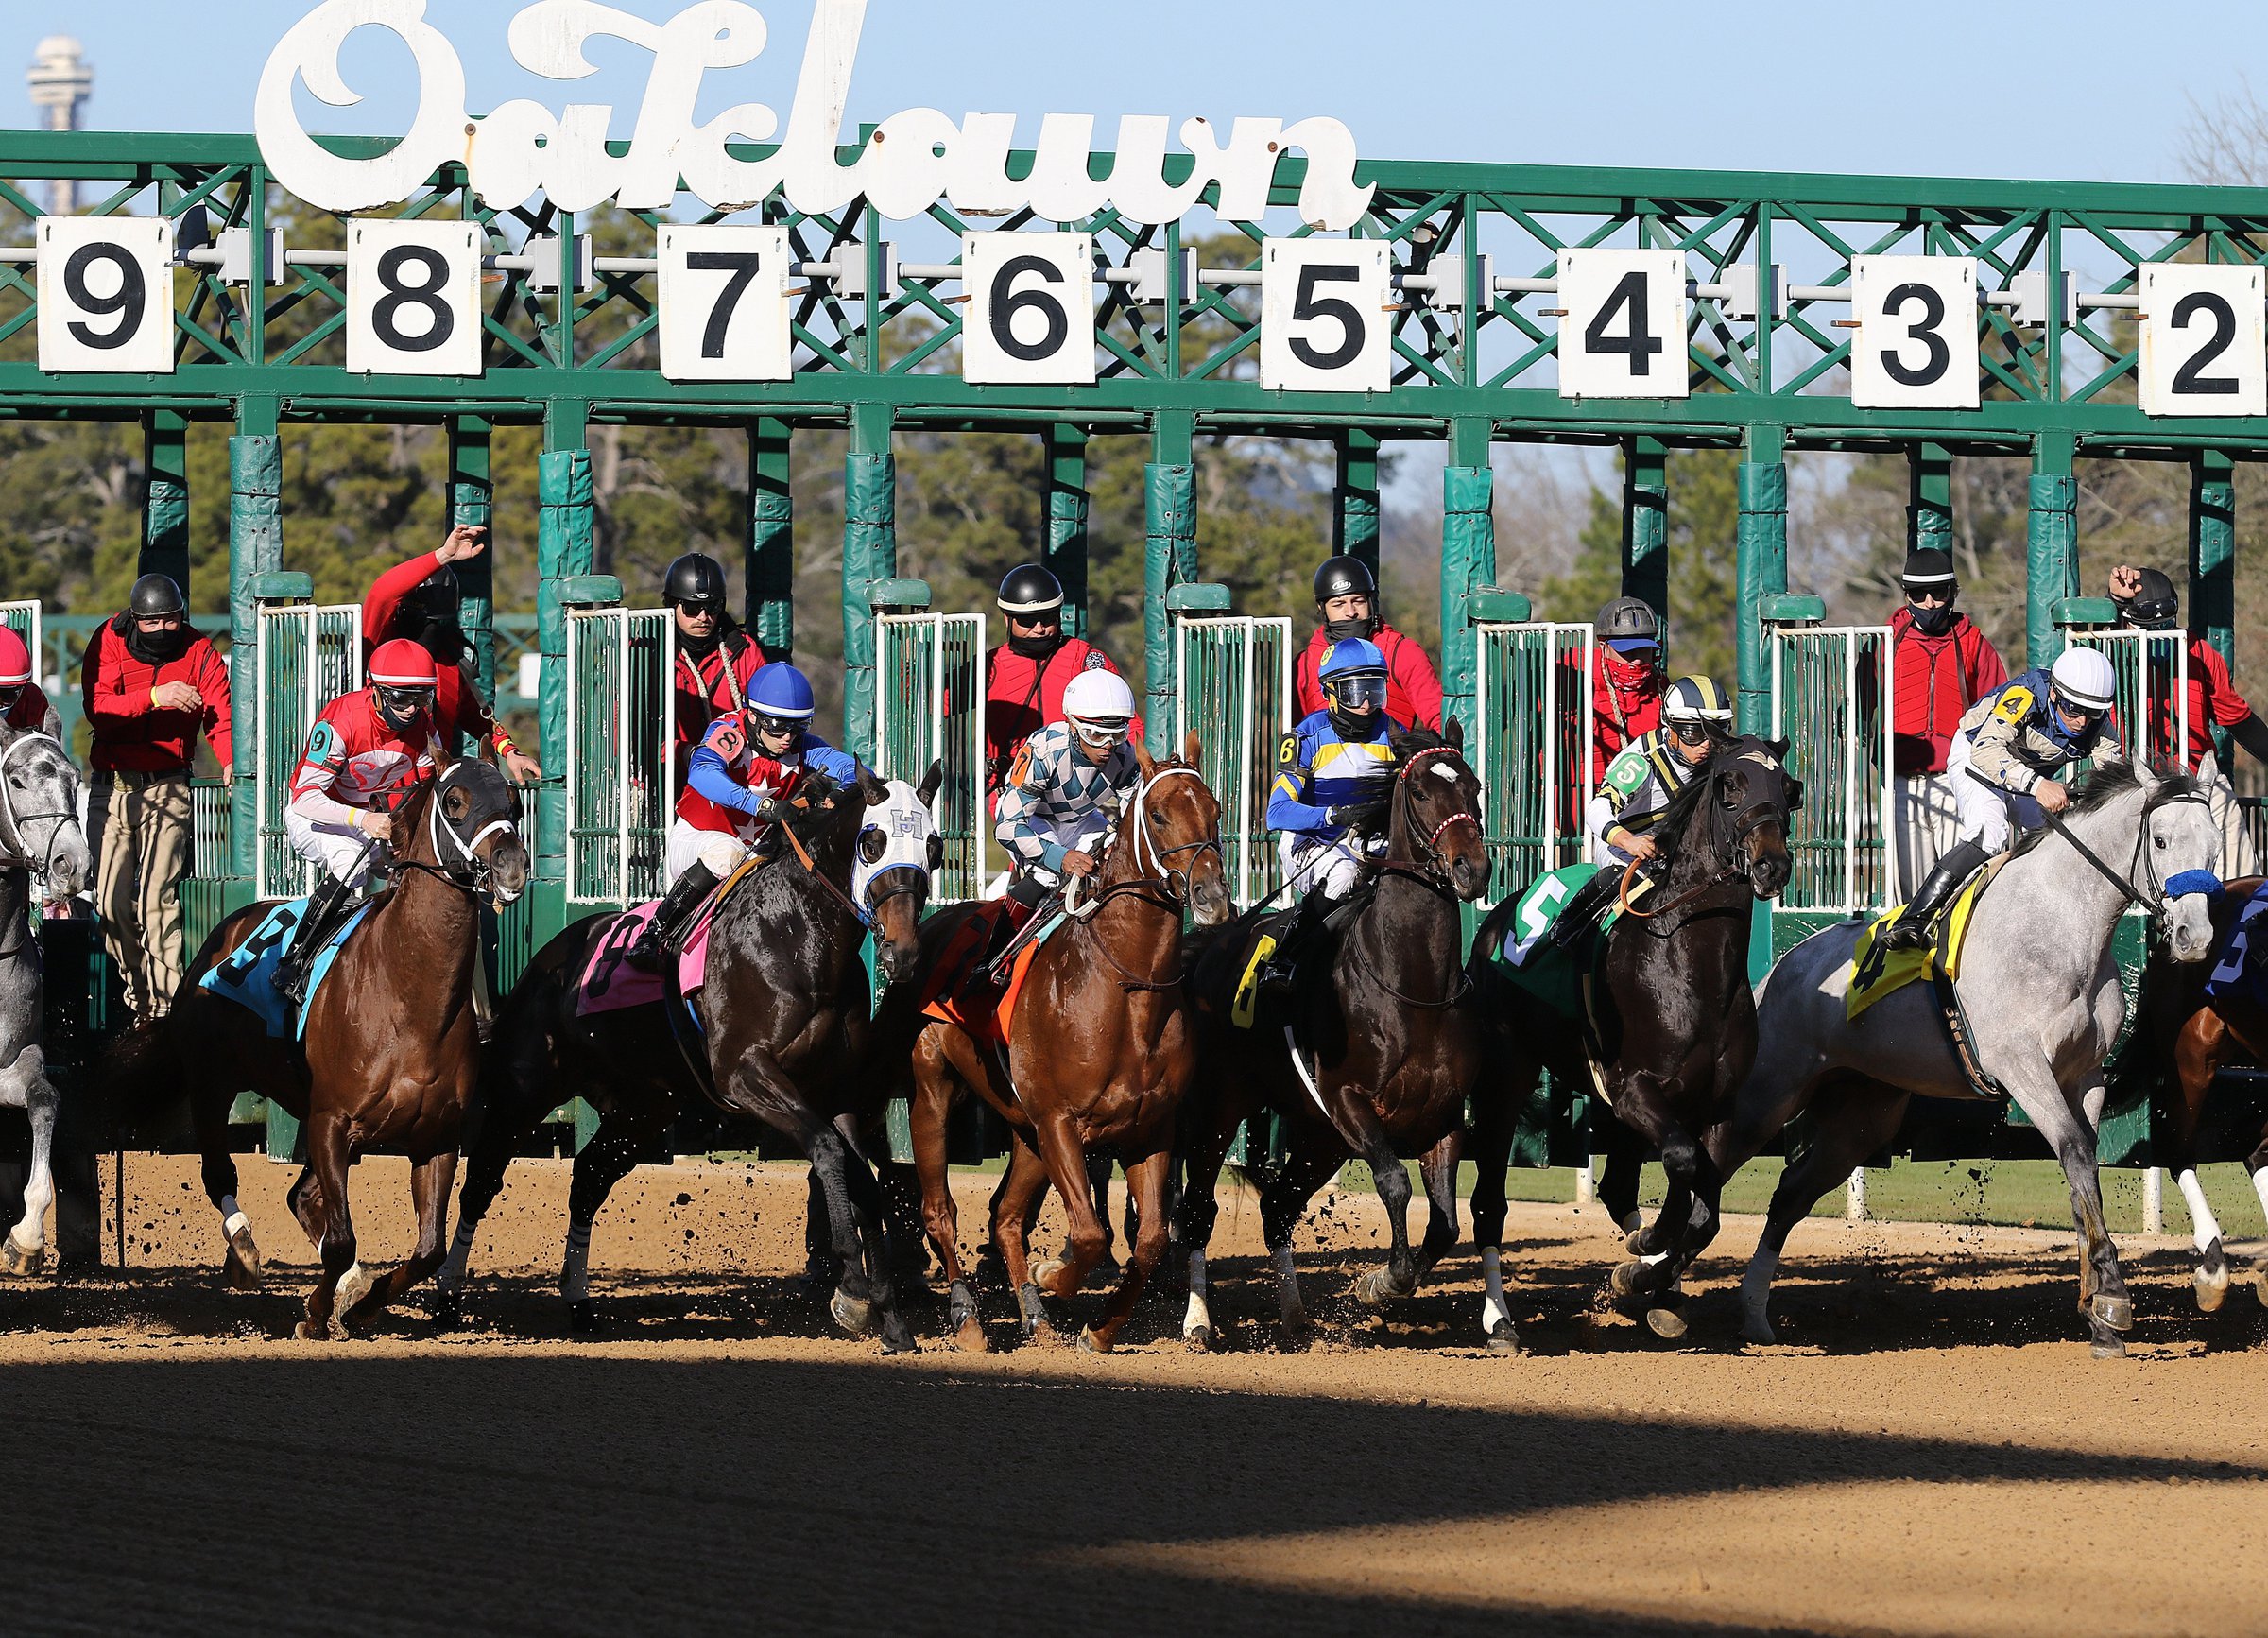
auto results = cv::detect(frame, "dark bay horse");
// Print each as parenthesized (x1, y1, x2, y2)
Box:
(440, 767, 935, 1347)
(876, 735, 1229, 1353)
(102, 760, 527, 1336)
(1468, 735, 1796, 1345)
(1174, 724, 1488, 1350)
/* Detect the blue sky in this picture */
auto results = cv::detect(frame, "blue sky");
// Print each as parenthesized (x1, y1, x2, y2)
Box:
(4, 0, 2259, 186)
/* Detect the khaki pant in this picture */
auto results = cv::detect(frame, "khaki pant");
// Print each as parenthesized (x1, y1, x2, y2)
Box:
(1894, 772, 1962, 898)
(2208, 770, 2261, 879)
(94, 769, 192, 1019)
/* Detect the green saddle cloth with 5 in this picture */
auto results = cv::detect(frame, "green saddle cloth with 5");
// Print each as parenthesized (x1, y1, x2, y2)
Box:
(1485, 863, 1620, 1024)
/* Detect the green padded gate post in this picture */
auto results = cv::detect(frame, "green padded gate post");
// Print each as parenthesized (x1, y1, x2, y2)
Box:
(449, 417, 494, 742)
(537, 406, 594, 879)
(1909, 440, 1953, 562)
(1622, 434, 1670, 622)
(1334, 429, 1382, 586)
(2026, 432, 2078, 669)
(1044, 423, 1090, 640)
(2190, 449, 2236, 673)
(748, 417, 794, 661)
(843, 403, 897, 765)
(227, 400, 281, 884)
(1144, 411, 1196, 755)
(141, 409, 189, 595)
(1440, 417, 1496, 738)
(1735, 427, 1788, 738)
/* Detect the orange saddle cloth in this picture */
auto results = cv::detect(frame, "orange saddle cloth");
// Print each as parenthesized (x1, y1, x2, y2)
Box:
(920, 900, 1048, 1051)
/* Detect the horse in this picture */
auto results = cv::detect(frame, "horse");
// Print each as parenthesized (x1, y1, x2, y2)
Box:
(440, 767, 936, 1347)
(1467, 734, 1798, 1346)
(1715, 759, 2221, 1357)
(0, 725, 90, 1273)
(876, 735, 1228, 1353)
(1174, 723, 1489, 1351)
(101, 758, 527, 1336)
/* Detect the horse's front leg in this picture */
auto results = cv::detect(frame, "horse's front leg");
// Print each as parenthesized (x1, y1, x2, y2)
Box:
(0, 1046, 57, 1274)
(2055, 1069, 2133, 1357)
(297, 1115, 357, 1341)
(1413, 1126, 1462, 1285)
(1606, 1071, 1707, 1336)
(344, 1150, 457, 1328)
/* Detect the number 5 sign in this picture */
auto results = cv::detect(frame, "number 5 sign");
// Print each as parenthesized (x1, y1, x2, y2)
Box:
(962, 233, 1094, 386)
(2139, 263, 2266, 418)
(1557, 250, 1687, 399)
(346, 219, 483, 376)
(1851, 255, 1977, 409)
(1261, 239, 1390, 392)
(36, 216, 173, 374)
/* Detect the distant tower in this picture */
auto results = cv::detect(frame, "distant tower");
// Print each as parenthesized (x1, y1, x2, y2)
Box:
(26, 36, 92, 215)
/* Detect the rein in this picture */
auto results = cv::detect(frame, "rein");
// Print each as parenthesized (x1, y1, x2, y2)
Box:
(777, 804, 876, 929)
(1620, 754, 1783, 923)
(1330, 745, 1483, 1008)
(387, 765, 521, 904)
(1962, 766, 2210, 919)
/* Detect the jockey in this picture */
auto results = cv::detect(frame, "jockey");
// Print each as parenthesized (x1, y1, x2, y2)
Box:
(992, 668, 1142, 916)
(1293, 556, 1444, 733)
(274, 639, 440, 1003)
(1589, 595, 1665, 770)
(983, 563, 1133, 816)
(629, 663, 859, 973)
(1881, 645, 2120, 952)
(0, 626, 60, 737)
(1256, 638, 1406, 994)
(1588, 675, 1734, 871)
(665, 551, 765, 785)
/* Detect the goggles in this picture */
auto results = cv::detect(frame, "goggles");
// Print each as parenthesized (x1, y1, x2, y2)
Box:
(1070, 716, 1130, 749)
(1324, 674, 1389, 713)
(374, 684, 435, 721)
(749, 712, 804, 740)
(0, 686, 21, 714)
(1666, 718, 1719, 746)
(2050, 688, 2108, 722)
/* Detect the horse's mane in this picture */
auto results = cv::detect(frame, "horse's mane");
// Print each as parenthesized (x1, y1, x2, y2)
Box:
(1388, 724, 1449, 759)
(1652, 734, 1763, 864)
(2008, 760, 2205, 858)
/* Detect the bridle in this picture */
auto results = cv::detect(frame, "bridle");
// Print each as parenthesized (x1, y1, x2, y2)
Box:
(1390, 745, 1482, 887)
(1074, 763, 1224, 991)
(0, 731, 84, 888)
(1622, 743, 1790, 922)
(1338, 744, 1483, 1009)
(2029, 773, 2214, 922)
(393, 763, 522, 902)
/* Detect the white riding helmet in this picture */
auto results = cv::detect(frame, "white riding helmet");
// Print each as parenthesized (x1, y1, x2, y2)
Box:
(2050, 647, 2118, 713)
(1061, 669, 1137, 748)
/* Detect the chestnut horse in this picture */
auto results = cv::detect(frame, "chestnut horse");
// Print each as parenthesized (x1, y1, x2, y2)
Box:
(876, 735, 1229, 1352)
(103, 759, 528, 1336)
(441, 767, 934, 1347)
(1174, 724, 1489, 1350)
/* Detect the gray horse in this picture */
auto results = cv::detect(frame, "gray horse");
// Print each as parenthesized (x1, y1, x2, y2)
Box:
(0, 723, 91, 1273)
(1711, 757, 2220, 1358)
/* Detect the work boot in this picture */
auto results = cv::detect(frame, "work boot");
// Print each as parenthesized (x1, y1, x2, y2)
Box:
(277, 872, 358, 1008)
(627, 862, 720, 974)
(1880, 839, 1987, 953)
(1257, 890, 1331, 995)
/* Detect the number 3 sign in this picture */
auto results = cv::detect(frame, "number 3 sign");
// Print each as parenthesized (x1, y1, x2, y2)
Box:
(1851, 255, 1977, 410)
(347, 219, 483, 376)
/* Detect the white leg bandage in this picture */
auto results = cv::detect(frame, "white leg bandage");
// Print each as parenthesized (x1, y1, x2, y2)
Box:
(2176, 1168, 2223, 1254)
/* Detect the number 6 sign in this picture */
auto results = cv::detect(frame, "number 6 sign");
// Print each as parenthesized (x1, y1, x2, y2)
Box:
(2139, 263, 2266, 418)
(1261, 239, 1390, 392)
(962, 233, 1094, 386)
(347, 218, 483, 376)
(36, 216, 173, 374)
(1850, 255, 1977, 409)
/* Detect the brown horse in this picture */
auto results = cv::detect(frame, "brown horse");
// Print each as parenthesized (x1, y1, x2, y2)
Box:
(103, 759, 527, 1336)
(2145, 872, 2268, 1311)
(1173, 724, 1489, 1350)
(876, 735, 1229, 1352)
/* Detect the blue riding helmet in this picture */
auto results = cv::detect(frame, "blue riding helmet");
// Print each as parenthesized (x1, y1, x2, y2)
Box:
(747, 663, 817, 733)
(1319, 637, 1386, 680)
(1320, 637, 1389, 719)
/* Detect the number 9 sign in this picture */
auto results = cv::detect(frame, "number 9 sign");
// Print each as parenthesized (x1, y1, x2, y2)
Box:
(962, 233, 1094, 386)
(36, 216, 173, 374)
(1261, 239, 1390, 393)
(347, 219, 483, 376)
(2139, 263, 2266, 418)
(1850, 255, 1978, 409)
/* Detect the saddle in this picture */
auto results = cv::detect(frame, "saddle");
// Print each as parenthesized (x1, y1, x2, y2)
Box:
(199, 896, 375, 1041)
(921, 899, 1058, 1051)
(1847, 856, 2007, 1100)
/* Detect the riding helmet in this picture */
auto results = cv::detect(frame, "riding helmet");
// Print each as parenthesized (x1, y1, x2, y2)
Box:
(1062, 669, 1136, 748)
(1660, 675, 1734, 725)
(747, 664, 816, 722)
(369, 639, 439, 689)
(129, 573, 186, 619)
(2114, 567, 2179, 631)
(1312, 555, 1377, 606)
(1900, 546, 1957, 592)
(996, 563, 1065, 617)
(0, 627, 31, 688)
(1319, 638, 1390, 733)
(1595, 595, 1661, 655)
(664, 552, 730, 613)
(2049, 647, 2118, 713)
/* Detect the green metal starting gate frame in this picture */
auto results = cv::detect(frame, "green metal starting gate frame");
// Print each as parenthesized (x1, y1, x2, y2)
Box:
(6, 122, 2268, 1167)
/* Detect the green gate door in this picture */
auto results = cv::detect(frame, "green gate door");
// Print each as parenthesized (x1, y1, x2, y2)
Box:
(874, 610, 986, 903)
(1173, 612, 1293, 909)
(1473, 619, 1595, 905)
(564, 604, 675, 906)
(253, 597, 362, 901)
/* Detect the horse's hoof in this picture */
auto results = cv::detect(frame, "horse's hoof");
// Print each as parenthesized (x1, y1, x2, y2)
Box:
(1609, 1260, 1642, 1298)
(1354, 1267, 1413, 1306)
(0, 1235, 45, 1278)
(1077, 1325, 1108, 1354)
(430, 1288, 463, 1331)
(2257, 1266, 2268, 1309)
(226, 1225, 263, 1283)
(954, 1318, 991, 1354)
(1624, 1226, 1649, 1256)
(1184, 1323, 1213, 1354)
(566, 1300, 598, 1336)
(1644, 1303, 1689, 1342)
(830, 1288, 879, 1338)
(879, 1311, 919, 1355)
(293, 1319, 329, 1342)
(1485, 1319, 1523, 1357)
(1278, 1315, 1313, 1350)
(2196, 1261, 2231, 1315)
(1740, 1313, 1777, 1346)
(334, 1264, 376, 1326)
(2090, 1332, 2129, 1360)
(2092, 1292, 2135, 1333)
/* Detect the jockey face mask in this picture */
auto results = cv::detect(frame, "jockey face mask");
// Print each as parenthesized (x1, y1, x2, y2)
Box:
(1006, 614, 1062, 661)
(375, 684, 435, 734)
(1904, 588, 1958, 636)
(1321, 598, 1380, 646)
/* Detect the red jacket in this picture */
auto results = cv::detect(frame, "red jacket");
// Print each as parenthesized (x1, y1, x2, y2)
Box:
(984, 638, 1135, 808)
(673, 632, 766, 777)
(2152, 634, 2255, 770)
(1295, 624, 1444, 733)
(1589, 646, 1663, 774)
(1889, 610, 2006, 776)
(287, 688, 436, 819)
(6, 682, 60, 739)
(363, 550, 515, 755)
(80, 617, 233, 774)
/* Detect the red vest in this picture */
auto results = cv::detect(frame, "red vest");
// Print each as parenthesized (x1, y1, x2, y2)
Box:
(1294, 624, 1444, 733)
(1889, 611, 2006, 776)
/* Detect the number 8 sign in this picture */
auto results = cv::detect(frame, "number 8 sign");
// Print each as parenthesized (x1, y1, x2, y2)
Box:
(962, 233, 1094, 386)
(36, 216, 173, 375)
(2139, 263, 2266, 418)
(1261, 239, 1390, 393)
(347, 219, 483, 376)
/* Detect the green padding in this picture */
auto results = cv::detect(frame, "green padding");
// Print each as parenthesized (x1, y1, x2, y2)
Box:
(1761, 593, 1825, 623)
(559, 575, 623, 608)
(2026, 470, 2079, 668)
(1469, 588, 1532, 623)
(1165, 581, 1230, 613)
(228, 433, 283, 879)
(1144, 461, 1196, 752)
(249, 571, 312, 602)
(869, 578, 931, 611)
(537, 448, 595, 868)
(1441, 463, 1496, 731)
(749, 488, 794, 656)
(2052, 596, 2118, 628)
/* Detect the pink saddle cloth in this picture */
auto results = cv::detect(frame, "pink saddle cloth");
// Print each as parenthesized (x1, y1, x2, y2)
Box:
(574, 902, 714, 1017)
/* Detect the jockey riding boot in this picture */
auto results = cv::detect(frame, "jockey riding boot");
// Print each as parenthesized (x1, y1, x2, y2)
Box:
(1258, 890, 1331, 995)
(627, 863, 720, 974)
(1880, 838, 1988, 953)
(277, 872, 357, 1008)
(1544, 866, 1624, 956)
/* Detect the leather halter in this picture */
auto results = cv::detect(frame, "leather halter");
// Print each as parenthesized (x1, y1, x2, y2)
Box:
(393, 762, 523, 903)
(0, 731, 83, 888)
(1335, 744, 1485, 1009)
(1075, 764, 1221, 992)
(1620, 750, 1788, 922)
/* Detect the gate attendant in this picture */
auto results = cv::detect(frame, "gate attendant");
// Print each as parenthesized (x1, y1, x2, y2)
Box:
(983, 564, 1133, 817)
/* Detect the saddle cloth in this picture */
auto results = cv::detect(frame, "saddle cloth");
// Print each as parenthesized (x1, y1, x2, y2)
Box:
(199, 898, 375, 1041)
(920, 900, 1058, 1050)
(572, 856, 765, 1017)
(2205, 880, 2268, 1010)
(1488, 863, 1619, 1025)
(1845, 862, 1998, 1022)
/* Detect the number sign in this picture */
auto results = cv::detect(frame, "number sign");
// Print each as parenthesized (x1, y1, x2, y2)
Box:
(2139, 263, 2266, 418)
(346, 219, 483, 376)
(36, 216, 173, 374)
(1260, 239, 1390, 392)
(1850, 255, 1978, 409)
(659, 224, 792, 382)
(960, 233, 1094, 386)
(1556, 250, 1687, 399)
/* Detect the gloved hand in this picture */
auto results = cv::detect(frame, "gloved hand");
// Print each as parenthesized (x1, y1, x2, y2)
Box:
(1328, 799, 1391, 834)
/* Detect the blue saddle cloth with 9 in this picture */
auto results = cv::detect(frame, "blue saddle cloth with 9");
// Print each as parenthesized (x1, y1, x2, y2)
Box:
(198, 897, 373, 1041)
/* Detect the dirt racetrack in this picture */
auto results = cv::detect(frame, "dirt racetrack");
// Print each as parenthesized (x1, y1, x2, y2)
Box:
(3, 1151, 2264, 1636)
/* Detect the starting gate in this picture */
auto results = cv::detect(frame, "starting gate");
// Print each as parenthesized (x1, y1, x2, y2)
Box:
(1174, 613, 1294, 909)
(253, 597, 362, 901)
(1770, 623, 1897, 929)
(564, 605, 675, 906)
(1472, 620, 1595, 905)
(873, 610, 986, 903)
(2062, 627, 2191, 772)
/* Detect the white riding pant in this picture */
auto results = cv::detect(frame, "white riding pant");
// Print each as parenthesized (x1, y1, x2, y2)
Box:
(284, 809, 380, 888)
(665, 818, 751, 885)
(1945, 737, 2043, 854)
(1894, 771, 1962, 897)
(1280, 833, 1374, 901)
(1008, 816, 1110, 890)
(2207, 768, 2259, 877)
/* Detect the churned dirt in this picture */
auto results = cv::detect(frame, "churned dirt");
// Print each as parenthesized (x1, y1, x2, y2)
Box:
(2, 1150, 2264, 1636)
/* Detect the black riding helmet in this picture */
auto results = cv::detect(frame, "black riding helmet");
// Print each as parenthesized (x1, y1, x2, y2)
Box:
(123, 572, 191, 664)
(665, 552, 730, 613)
(2115, 566, 2179, 631)
(998, 564, 1065, 660)
(1314, 555, 1380, 643)
(129, 573, 185, 619)
(1900, 546, 1961, 636)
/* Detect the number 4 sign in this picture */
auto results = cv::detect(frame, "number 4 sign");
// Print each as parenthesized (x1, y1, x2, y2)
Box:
(1557, 250, 1687, 399)
(2139, 263, 2266, 418)
(1261, 239, 1390, 392)
(346, 219, 483, 376)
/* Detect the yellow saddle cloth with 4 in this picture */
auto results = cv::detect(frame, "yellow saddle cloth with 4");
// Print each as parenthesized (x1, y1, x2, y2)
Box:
(1845, 859, 2002, 1022)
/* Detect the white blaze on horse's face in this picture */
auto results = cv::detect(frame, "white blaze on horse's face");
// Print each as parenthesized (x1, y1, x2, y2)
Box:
(2155, 793, 2221, 964)
(853, 779, 941, 905)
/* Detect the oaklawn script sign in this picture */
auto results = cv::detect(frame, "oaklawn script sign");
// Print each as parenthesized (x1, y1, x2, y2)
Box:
(254, 0, 1374, 227)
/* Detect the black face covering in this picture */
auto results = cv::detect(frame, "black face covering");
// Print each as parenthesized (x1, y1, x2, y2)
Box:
(1905, 596, 1957, 638)
(415, 615, 466, 669)
(1007, 628, 1062, 662)
(1323, 614, 1379, 645)
(123, 616, 192, 666)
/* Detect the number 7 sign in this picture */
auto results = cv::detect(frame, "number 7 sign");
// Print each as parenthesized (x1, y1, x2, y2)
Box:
(660, 224, 793, 383)
(1557, 249, 1688, 399)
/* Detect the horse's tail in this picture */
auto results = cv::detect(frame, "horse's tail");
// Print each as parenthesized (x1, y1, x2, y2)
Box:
(93, 1012, 190, 1135)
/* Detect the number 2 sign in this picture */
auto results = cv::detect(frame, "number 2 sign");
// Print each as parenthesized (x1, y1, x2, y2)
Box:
(2139, 263, 2266, 418)
(1850, 255, 1978, 410)
(1261, 239, 1390, 392)
(346, 219, 483, 376)
(36, 216, 173, 374)
(1557, 250, 1687, 399)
